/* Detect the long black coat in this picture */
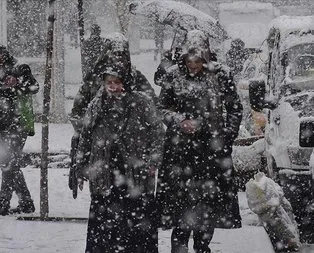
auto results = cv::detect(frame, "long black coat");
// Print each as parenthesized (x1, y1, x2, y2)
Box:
(75, 89, 164, 196)
(157, 63, 243, 229)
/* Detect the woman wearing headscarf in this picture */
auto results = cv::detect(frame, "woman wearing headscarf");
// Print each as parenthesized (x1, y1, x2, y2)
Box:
(157, 30, 243, 253)
(74, 45, 164, 252)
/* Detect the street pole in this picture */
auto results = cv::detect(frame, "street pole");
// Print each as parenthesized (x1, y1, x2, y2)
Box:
(77, 0, 85, 77)
(41, 0, 55, 220)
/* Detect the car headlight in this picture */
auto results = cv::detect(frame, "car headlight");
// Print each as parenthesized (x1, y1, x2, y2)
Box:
(287, 146, 313, 166)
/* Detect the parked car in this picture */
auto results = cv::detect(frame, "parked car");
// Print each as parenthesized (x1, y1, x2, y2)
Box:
(249, 15, 314, 243)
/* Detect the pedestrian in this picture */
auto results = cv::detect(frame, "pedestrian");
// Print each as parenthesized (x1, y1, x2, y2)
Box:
(73, 49, 164, 252)
(0, 45, 39, 215)
(81, 24, 105, 78)
(69, 32, 158, 197)
(156, 30, 243, 253)
(225, 38, 249, 79)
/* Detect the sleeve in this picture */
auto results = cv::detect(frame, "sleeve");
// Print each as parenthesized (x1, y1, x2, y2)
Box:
(158, 75, 185, 127)
(142, 99, 165, 167)
(74, 100, 97, 179)
(219, 70, 243, 141)
(133, 69, 158, 104)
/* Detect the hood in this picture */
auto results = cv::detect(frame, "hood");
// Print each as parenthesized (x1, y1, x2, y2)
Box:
(93, 33, 133, 91)
(180, 29, 216, 64)
(0, 45, 17, 68)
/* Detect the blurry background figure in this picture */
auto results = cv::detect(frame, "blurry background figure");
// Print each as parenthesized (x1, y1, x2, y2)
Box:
(0, 45, 39, 215)
(81, 24, 105, 79)
(226, 38, 249, 80)
(154, 23, 165, 61)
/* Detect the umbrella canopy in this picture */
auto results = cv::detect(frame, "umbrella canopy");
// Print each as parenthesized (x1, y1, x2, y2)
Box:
(130, 0, 228, 42)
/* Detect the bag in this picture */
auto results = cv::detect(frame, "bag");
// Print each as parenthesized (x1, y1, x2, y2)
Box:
(18, 94, 35, 136)
(245, 172, 301, 251)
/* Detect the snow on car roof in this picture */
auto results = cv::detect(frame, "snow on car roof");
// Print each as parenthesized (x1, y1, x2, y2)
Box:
(269, 15, 314, 35)
(219, 1, 275, 13)
(281, 33, 314, 52)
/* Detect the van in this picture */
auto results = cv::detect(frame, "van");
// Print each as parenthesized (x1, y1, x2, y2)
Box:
(249, 15, 314, 243)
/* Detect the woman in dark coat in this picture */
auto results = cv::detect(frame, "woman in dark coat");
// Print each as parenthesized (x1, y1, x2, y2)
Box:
(68, 33, 158, 196)
(74, 53, 164, 252)
(157, 30, 243, 253)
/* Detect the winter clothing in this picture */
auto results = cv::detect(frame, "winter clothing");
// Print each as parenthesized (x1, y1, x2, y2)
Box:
(69, 33, 158, 198)
(74, 45, 164, 252)
(81, 24, 105, 79)
(0, 45, 39, 215)
(156, 30, 243, 253)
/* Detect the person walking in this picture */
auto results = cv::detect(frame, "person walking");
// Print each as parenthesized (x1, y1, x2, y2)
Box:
(73, 41, 164, 252)
(81, 24, 105, 78)
(0, 45, 39, 215)
(225, 38, 249, 79)
(157, 30, 243, 253)
(69, 33, 158, 196)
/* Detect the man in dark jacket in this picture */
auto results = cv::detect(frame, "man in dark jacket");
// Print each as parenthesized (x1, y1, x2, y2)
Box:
(69, 33, 158, 197)
(0, 45, 39, 215)
(81, 24, 105, 78)
(74, 51, 164, 252)
(157, 30, 243, 253)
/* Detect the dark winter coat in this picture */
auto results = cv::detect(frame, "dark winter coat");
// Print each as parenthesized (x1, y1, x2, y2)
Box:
(71, 33, 157, 133)
(81, 29, 105, 78)
(0, 46, 39, 132)
(157, 32, 243, 229)
(75, 85, 164, 196)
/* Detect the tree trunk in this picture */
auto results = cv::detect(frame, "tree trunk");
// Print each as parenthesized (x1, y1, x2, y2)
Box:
(41, 0, 56, 220)
(50, 0, 66, 123)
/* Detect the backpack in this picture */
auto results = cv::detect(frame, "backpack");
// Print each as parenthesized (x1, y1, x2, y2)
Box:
(18, 94, 35, 136)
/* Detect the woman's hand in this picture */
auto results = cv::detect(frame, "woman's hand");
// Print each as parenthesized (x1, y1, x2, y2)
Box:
(180, 119, 198, 134)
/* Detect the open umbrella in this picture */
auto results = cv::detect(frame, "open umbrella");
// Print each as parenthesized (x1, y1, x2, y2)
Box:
(130, 0, 228, 43)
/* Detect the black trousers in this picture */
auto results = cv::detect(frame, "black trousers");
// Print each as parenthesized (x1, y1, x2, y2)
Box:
(85, 191, 159, 253)
(0, 128, 32, 207)
(170, 202, 215, 253)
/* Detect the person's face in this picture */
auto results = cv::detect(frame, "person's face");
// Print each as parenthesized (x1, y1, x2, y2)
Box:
(185, 56, 205, 75)
(104, 75, 125, 97)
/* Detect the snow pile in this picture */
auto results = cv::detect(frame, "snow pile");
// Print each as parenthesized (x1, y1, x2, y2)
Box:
(245, 172, 301, 251)
(232, 138, 264, 174)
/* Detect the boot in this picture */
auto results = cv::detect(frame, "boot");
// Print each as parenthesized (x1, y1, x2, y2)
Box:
(0, 199, 10, 216)
(10, 199, 35, 214)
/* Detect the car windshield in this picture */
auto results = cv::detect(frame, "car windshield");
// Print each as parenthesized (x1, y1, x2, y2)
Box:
(287, 43, 314, 81)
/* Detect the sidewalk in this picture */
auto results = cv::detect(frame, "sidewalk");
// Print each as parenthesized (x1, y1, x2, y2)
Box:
(0, 167, 275, 253)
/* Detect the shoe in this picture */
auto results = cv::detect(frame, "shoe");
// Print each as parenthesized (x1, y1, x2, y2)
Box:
(10, 200, 35, 214)
(0, 199, 10, 216)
